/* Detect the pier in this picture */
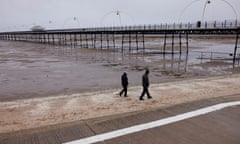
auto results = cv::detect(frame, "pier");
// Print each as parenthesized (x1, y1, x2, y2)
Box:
(0, 21, 239, 64)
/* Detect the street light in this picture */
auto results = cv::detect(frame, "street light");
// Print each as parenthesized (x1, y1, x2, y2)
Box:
(63, 17, 80, 29)
(101, 10, 122, 26)
(202, 0, 211, 23)
(101, 10, 134, 26)
(179, 0, 238, 24)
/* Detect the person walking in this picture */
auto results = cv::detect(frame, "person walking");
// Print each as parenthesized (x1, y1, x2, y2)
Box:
(119, 72, 128, 97)
(140, 69, 152, 100)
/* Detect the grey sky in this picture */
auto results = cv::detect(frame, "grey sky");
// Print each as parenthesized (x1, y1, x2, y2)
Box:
(1, 0, 240, 31)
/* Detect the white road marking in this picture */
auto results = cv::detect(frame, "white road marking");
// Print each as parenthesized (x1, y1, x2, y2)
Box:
(64, 101, 240, 144)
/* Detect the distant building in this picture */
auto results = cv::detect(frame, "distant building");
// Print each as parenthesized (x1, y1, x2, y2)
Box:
(31, 25, 45, 32)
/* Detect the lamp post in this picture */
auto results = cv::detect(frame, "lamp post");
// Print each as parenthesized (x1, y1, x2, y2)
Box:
(46, 20, 55, 29)
(63, 17, 80, 29)
(179, 0, 238, 27)
(101, 10, 134, 27)
(202, 0, 211, 23)
(101, 10, 122, 26)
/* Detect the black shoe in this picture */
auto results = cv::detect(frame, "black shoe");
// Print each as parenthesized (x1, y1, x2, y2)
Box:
(124, 95, 128, 97)
(139, 98, 144, 101)
(148, 96, 152, 99)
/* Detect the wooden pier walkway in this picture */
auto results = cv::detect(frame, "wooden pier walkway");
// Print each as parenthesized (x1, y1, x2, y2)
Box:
(0, 94, 239, 144)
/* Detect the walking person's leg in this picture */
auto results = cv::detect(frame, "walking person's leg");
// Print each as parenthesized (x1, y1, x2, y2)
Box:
(124, 86, 128, 97)
(146, 87, 152, 99)
(140, 87, 146, 100)
(120, 88, 124, 96)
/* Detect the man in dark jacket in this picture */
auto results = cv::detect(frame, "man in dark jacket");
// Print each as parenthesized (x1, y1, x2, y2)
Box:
(120, 72, 128, 97)
(140, 69, 152, 100)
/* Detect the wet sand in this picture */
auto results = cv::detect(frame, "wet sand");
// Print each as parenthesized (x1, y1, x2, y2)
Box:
(0, 37, 238, 101)
(0, 41, 141, 101)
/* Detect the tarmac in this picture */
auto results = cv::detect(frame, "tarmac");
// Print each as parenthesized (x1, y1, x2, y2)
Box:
(0, 93, 239, 144)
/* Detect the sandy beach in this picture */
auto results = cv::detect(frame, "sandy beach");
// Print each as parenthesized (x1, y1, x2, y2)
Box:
(0, 74, 240, 134)
(0, 36, 239, 134)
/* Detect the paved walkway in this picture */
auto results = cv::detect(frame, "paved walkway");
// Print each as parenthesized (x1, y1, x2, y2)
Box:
(0, 94, 240, 144)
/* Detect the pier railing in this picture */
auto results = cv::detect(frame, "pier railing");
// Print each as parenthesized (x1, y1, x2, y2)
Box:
(49, 19, 240, 33)
(0, 19, 239, 34)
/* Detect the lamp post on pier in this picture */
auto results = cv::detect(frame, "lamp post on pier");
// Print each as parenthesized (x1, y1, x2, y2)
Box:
(179, 0, 238, 28)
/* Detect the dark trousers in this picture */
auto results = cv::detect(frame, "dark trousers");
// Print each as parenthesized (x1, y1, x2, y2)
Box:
(120, 86, 127, 96)
(140, 86, 151, 99)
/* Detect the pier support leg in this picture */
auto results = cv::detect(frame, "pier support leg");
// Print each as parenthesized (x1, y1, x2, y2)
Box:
(52, 34, 55, 45)
(63, 34, 65, 45)
(136, 32, 139, 52)
(101, 33, 103, 49)
(74, 33, 77, 48)
(80, 33, 82, 48)
(70, 34, 73, 47)
(179, 33, 182, 54)
(112, 33, 115, 50)
(47, 34, 50, 44)
(163, 33, 167, 54)
(85, 33, 88, 48)
(233, 32, 239, 65)
(172, 33, 174, 55)
(94, 33, 97, 49)
(107, 33, 109, 50)
(129, 33, 131, 52)
(142, 33, 145, 53)
(91, 33, 94, 48)
(44, 34, 46, 43)
(186, 33, 189, 55)
(121, 34, 124, 52)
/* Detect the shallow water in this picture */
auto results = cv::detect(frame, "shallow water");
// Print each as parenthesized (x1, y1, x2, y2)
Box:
(0, 36, 239, 101)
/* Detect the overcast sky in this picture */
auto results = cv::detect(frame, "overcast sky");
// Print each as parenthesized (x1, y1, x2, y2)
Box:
(1, 0, 240, 31)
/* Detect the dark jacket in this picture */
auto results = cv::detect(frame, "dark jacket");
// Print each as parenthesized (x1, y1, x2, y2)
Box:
(142, 73, 149, 87)
(121, 73, 128, 87)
